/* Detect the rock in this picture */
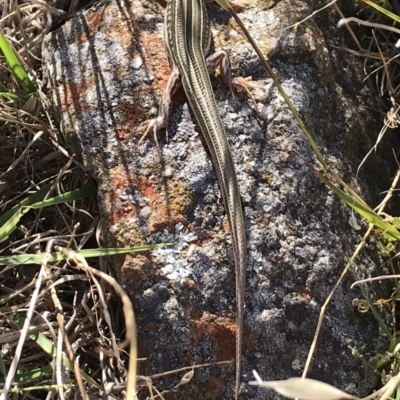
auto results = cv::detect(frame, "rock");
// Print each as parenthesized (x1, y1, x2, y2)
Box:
(42, 0, 390, 398)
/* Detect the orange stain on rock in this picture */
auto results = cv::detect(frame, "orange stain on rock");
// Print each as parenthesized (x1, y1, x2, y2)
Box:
(84, 11, 103, 37)
(140, 31, 171, 93)
(103, 167, 139, 224)
(61, 80, 92, 112)
(116, 99, 142, 139)
(301, 292, 311, 301)
(118, 254, 153, 290)
(193, 313, 236, 361)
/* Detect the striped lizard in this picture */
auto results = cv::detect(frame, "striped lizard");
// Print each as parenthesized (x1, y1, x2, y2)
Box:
(140, 0, 254, 397)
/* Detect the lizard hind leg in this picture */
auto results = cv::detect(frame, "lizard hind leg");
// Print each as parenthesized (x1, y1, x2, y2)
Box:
(206, 50, 262, 110)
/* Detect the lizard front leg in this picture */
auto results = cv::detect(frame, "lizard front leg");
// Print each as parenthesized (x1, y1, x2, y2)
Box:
(138, 67, 181, 144)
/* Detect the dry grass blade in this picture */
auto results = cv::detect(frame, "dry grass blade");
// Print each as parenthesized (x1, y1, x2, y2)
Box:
(338, 17, 400, 38)
(148, 360, 232, 379)
(57, 246, 138, 400)
(283, 0, 339, 30)
(0, 239, 53, 399)
(249, 376, 357, 400)
(49, 277, 88, 400)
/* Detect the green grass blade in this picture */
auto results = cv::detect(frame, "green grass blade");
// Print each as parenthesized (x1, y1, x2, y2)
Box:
(0, 384, 73, 393)
(0, 243, 172, 265)
(0, 32, 36, 94)
(227, 6, 375, 216)
(0, 91, 18, 100)
(76, 245, 171, 257)
(11, 314, 102, 390)
(31, 184, 97, 208)
(312, 167, 400, 241)
(0, 354, 6, 377)
(215, 0, 231, 10)
(0, 182, 96, 243)
(10, 366, 53, 383)
(0, 182, 53, 243)
(361, 0, 400, 23)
